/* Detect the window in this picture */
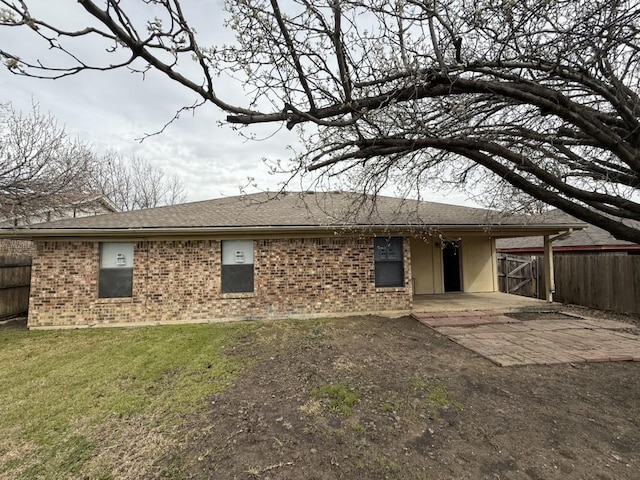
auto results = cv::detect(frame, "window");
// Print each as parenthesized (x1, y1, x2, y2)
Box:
(99, 243, 134, 298)
(374, 237, 404, 287)
(221, 240, 254, 293)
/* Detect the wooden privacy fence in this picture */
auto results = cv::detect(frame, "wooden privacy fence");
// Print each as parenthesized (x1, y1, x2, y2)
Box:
(0, 255, 32, 318)
(498, 252, 640, 314)
(554, 253, 640, 314)
(497, 254, 542, 298)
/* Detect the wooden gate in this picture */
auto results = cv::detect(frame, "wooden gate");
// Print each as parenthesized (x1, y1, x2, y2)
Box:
(497, 254, 542, 298)
(0, 255, 32, 318)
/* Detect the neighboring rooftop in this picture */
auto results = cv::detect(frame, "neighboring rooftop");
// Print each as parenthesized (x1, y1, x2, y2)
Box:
(0, 191, 585, 238)
(497, 209, 640, 251)
(0, 192, 118, 227)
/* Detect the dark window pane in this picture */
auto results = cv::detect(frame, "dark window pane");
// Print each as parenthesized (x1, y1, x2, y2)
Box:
(222, 264, 254, 293)
(99, 268, 133, 298)
(374, 237, 403, 261)
(374, 237, 404, 287)
(375, 262, 404, 287)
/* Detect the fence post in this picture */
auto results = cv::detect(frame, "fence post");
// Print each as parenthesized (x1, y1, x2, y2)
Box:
(543, 236, 555, 302)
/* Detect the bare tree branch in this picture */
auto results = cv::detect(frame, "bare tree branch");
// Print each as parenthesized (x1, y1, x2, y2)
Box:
(91, 152, 186, 211)
(0, 101, 95, 220)
(2, 0, 640, 241)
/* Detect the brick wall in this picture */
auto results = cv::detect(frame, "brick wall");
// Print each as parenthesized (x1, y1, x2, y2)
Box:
(0, 239, 35, 256)
(28, 236, 413, 328)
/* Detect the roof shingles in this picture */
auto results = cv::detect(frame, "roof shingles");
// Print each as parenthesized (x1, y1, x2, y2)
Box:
(0, 192, 584, 237)
(497, 209, 639, 249)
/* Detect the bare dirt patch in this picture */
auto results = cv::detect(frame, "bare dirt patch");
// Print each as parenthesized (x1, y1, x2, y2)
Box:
(172, 315, 640, 480)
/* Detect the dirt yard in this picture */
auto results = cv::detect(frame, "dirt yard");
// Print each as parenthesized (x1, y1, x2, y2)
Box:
(171, 313, 640, 480)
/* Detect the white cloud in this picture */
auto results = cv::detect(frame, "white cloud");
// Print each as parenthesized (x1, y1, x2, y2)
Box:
(0, 0, 475, 207)
(1, 34, 299, 201)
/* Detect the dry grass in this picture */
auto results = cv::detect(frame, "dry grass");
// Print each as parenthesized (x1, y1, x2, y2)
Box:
(0, 322, 254, 479)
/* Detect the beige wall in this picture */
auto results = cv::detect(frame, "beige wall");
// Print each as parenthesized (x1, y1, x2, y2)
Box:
(460, 237, 498, 293)
(411, 236, 498, 294)
(410, 237, 443, 295)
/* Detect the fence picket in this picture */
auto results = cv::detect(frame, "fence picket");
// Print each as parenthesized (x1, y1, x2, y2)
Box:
(499, 252, 640, 315)
(0, 255, 32, 318)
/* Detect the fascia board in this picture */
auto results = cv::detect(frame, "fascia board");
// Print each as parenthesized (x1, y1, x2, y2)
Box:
(0, 223, 585, 240)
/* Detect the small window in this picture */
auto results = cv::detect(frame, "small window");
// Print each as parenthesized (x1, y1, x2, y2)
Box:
(222, 240, 254, 293)
(374, 237, 404, 287)
(99, 243, 134, 298)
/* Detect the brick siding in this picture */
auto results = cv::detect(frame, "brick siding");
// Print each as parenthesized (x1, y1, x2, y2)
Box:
(28, 236, 413, 328)
(0, 239, 35, 256)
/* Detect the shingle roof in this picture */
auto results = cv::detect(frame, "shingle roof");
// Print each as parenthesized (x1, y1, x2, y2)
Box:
(497, 209, 639, 249)
(0, 192, 118, 224)
(3, 191, 578, 229)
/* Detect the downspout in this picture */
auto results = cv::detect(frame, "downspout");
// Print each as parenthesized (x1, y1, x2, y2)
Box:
(543, 228, 573, 302)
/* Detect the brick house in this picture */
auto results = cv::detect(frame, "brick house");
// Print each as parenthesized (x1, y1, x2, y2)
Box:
(0, 192, 583, 329)
(0, 193, 119, 319)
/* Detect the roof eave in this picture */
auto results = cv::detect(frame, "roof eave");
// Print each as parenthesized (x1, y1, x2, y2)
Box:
(0, 223, 584, 240)
(498, 243, 640, 253)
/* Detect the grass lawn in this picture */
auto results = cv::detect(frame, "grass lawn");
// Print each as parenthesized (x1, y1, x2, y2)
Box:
(1, 314, 639, 480)
(0, 322, 255, 479)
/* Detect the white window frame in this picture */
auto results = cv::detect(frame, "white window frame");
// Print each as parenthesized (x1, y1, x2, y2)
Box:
(98, 242, 134, 298)
(221, 240, 254, 294)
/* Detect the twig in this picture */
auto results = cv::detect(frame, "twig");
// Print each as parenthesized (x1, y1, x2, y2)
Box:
(247, 461, 294, 477)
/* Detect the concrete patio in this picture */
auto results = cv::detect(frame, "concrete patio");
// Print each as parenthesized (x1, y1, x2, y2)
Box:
(412, 292, 558, 313)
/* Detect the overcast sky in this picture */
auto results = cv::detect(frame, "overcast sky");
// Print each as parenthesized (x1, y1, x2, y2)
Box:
(0, 1, 474, 206)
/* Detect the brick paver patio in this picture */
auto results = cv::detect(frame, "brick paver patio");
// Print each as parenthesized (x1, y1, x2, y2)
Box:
(412, 311, 640, 366)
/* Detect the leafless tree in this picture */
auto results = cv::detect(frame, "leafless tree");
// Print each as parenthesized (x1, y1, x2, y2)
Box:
(0, 101, 95, 220)
(2, 1, 640, 241)
(92, 152, 186, 211)
(0, 100, 185, 221)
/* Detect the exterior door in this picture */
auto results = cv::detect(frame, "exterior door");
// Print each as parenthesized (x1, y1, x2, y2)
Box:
(443, 241, 462, 292)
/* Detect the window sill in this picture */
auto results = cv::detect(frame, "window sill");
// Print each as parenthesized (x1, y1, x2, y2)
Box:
(221, 292, 255, 299)
(375, 286, 407, 293)
(96, 297, 134, 304)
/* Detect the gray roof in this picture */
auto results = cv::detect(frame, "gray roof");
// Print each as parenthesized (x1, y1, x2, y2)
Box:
(0, 192, 584, 238)
(0, 192, 118, 226)
(497, 209, 639, 250)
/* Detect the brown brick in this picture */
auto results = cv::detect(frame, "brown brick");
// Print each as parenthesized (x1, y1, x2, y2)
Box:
(28, 237, 413, 328)
(0, 239, 35, 256)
